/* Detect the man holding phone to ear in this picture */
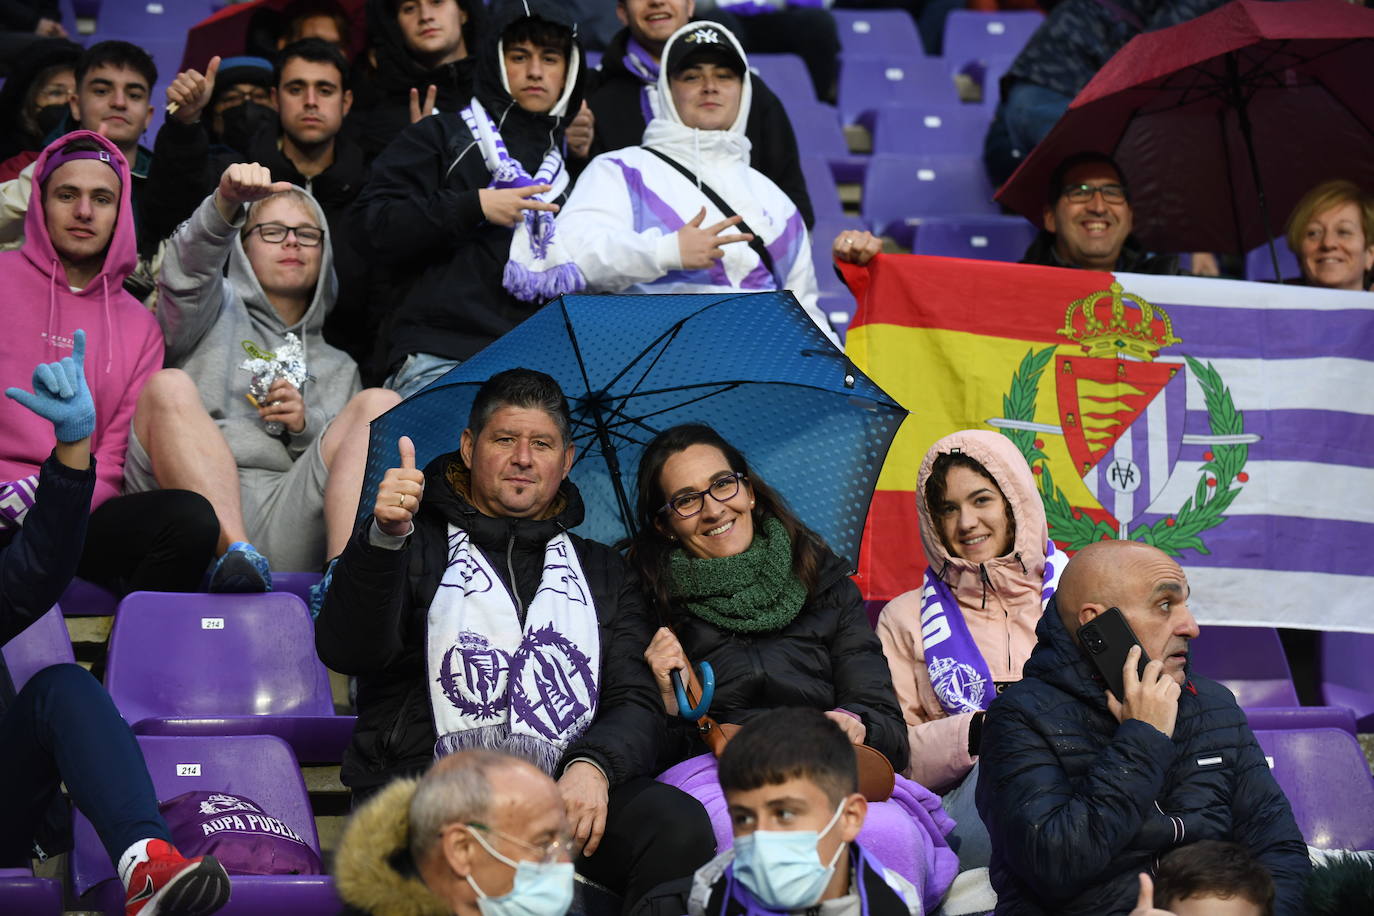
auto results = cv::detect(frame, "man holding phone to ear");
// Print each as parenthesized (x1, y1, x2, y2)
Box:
(973, 539, 1309, 915)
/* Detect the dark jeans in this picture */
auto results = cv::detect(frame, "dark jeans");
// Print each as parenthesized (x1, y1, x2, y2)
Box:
(76, 489, 219, 596)
(0, 664, 168, 866)
(576, 777, 715, 913)
(701, 8, 842, 101)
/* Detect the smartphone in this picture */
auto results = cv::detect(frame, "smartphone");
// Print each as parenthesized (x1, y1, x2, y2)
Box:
(1079, 607, 1150, 703)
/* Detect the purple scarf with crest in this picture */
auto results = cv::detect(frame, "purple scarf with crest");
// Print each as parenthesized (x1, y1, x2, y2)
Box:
(920, 541, 1062, 715)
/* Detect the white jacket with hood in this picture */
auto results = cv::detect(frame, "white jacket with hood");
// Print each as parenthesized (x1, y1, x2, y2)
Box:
(154, 190, 361, 478)
(555, 23, 836, 346)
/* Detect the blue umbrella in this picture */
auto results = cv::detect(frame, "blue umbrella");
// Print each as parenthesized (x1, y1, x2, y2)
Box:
(360, 291, 907, 571)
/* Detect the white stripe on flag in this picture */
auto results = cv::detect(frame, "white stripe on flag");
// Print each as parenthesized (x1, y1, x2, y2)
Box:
(1183, 358, 1374, 416)
(1188, 566, 1374, 633)
(1119, 273, 1374, 313)
(1114, 423, 1133, 531)
(1148, 460, 1374, 525)
(1147, 386, 1170, 505)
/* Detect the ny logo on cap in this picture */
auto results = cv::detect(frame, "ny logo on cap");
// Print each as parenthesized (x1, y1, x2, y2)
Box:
(685, 27, 721, 44)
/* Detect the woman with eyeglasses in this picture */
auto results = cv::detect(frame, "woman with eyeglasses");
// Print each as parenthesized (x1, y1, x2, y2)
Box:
(875, 429, 1059, 872)
(626, 424, 957, 909)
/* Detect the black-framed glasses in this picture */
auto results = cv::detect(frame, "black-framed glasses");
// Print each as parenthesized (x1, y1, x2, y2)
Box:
(247, 222, 325, 246)
(660, 472, 748, 519)
(1061, 183, 1127, 204)
(463, 821, 577, 865)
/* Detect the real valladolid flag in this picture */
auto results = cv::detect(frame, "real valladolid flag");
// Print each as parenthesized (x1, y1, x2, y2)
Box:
(840, 255, 1374, 633)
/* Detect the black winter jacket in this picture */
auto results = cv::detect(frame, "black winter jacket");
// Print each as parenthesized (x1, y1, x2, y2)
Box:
(1019, 229, 1180, 275)
(662, 547, 909, 774)
(0, 454, 94, 711)
(975, 599, 1309, 915)
(356, 0, 586, 373)
(315, 452, 664, 793)
(585, 27, 813, 230)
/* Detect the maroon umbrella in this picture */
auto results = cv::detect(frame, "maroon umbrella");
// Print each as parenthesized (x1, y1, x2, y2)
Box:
(995, 0, 1374, 269)
(181, 0, 368, 73)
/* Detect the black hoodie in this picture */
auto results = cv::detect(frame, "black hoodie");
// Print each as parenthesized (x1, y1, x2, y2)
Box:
(355, 0, 586, 373)
(345, 0, 484, 163)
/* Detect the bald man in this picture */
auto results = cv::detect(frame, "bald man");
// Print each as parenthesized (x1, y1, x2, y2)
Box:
(333, 750, 575, 916)
(973, 540, 1309, 916)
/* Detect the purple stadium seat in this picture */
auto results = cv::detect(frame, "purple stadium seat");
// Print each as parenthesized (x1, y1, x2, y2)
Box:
(0, 868, 61, 915)
(103, 592, 354, 763)
(59, 576, 119, 616)
(94, 0, 214, 35)
(911, 215, 1035, 262)
(1244, 705, 1357, 736)
(811, 216, 865, 296)
(1320, 630, 1374, 732)
(801, 155, 847, 223)
(1254, 728, 1374, 850)
(861, 154, 998, 246)
(1188, 625, 1300, 708)
(1245, 241, 1301, 282)
(837, 55, 957, 127)
(790, 105, 866, 183)
(72, 734, 339, 915)
(872, 102, 992, 156)
(749, 53, 818, 111)
(818, 292, 855, 343)
(833, 9, 925, 60)
(0, 606, 74, 692)
(584, 50, 602, 72)
(272, 571, 323, 608)
(941, 10, 1043, 74)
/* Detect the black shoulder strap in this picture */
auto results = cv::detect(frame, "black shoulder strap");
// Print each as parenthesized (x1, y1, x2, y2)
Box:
(643, 146, 778, 283)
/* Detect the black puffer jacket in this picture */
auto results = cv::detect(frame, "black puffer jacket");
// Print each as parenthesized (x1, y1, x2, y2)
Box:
(585, 26, 813, 230)
(315, 452, 664, 794)
(1019, 229, 1180, 275)
(344, 0, 484, 163)
(355, 0, 586, 374)
(975, 599, 1309, 915)
(663, 546, 909, 774)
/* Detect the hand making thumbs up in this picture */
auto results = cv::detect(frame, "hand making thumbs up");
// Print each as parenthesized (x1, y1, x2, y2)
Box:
(375, 435, 425, 536)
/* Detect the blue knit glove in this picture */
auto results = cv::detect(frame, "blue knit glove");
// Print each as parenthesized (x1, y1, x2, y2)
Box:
(6, 329, 96, 443)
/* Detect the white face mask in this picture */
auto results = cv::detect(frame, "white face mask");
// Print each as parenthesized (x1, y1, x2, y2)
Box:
(464, 826, 575, 916)
(731, 799, 849, 910)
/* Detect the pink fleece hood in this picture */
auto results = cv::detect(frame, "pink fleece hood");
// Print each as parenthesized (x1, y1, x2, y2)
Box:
(916, 429, 1050, 613)
(20, 129, 137, 372)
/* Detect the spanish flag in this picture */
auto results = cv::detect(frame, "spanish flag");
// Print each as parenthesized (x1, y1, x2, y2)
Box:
(840, 255, 1374, 634)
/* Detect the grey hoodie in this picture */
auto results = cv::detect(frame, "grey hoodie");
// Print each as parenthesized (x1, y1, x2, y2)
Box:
(155, 191, 361, 474)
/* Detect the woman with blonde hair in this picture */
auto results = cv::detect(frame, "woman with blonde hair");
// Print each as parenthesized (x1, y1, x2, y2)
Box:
(1284, 179, 1374, 291)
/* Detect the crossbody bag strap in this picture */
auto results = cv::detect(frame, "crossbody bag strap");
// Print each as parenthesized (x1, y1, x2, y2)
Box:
(643, 146, 778, 284)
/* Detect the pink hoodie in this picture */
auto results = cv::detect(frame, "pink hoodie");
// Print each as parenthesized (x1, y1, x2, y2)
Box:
(0, 130, 164, 508)
(876, 430, 1051, 791)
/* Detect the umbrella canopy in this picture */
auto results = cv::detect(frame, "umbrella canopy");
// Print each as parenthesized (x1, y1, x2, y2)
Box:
(359, 292, 907, 567)
(182, 0, 368, 72)
(995, 0, 1374, 257)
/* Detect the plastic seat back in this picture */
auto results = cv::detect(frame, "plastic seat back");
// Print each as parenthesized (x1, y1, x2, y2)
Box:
(1, 606, 74, 693)
(872, 103, 991, 156)
(861, 154, 998, 245)
(838, 56, 956, 126)
(911, 215, 1035, 262)
(1254, 728, 1374, 850)
(1189, 625, 1299, 708)
(1245, 241, 1301, 282)
(833, 10, 924, 59)
(1320, 629, 1374, 731)
(942, 10, 1043, 73)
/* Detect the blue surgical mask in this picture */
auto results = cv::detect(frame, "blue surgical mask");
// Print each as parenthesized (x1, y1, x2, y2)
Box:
(464, 827, 575, 916)
(731, 800, 849, 911)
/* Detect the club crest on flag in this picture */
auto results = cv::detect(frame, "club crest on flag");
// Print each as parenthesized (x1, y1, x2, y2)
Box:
(992, 282, 1256, 555)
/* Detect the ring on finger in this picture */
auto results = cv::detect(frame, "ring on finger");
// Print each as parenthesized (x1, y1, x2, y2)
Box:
(397, 493, 405, 508)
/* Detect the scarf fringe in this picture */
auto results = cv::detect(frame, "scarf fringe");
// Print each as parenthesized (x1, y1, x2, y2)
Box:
(435, 724, 568, 776)
(503, 260, 587, 304)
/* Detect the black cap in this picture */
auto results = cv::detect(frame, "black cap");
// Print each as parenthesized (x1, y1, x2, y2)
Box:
(664, 23, 745, 78)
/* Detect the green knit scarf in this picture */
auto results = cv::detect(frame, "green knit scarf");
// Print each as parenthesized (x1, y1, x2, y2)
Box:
(667, 517, 808, 633)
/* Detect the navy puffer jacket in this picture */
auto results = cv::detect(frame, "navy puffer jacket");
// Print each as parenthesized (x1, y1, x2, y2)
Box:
(975, 599, 1309, 915)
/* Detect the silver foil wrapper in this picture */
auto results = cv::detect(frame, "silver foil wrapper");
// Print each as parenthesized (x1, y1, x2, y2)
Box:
(239, 333, 308, 436)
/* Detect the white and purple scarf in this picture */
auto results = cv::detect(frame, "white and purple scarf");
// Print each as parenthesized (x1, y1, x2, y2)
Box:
(919, 541, 1063, 715)
(0, 475, 39, 530)
(427, 526, 601, 774)
(460, 98, 584, 303)
(622, 36, 662, 125)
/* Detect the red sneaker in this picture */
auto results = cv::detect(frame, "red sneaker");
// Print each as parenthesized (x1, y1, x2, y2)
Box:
(124, 839, 231, 916)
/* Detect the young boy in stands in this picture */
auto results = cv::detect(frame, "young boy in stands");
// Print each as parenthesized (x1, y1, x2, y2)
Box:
(1132, 841, 1275, 916)
(687, 707, 923, 916)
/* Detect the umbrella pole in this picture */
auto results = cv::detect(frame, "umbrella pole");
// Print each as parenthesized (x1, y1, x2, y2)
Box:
(586, 396, 637, 538)
(1226, 52, 1283, 282)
